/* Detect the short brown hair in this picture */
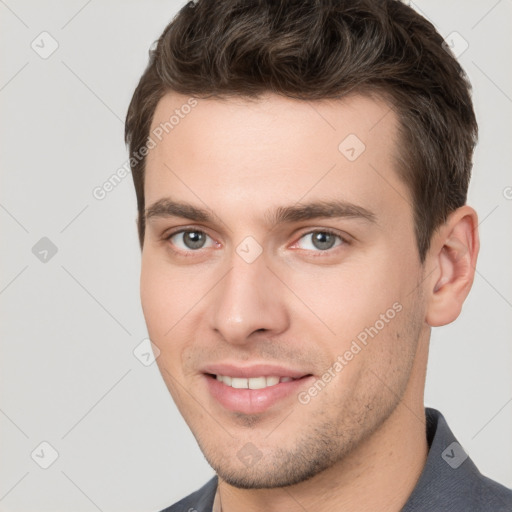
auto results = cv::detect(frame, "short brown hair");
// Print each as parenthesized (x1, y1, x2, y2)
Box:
(125, 0, 477, 262)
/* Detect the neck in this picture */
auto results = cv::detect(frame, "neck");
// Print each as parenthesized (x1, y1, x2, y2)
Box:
(217, 335, 430, 512)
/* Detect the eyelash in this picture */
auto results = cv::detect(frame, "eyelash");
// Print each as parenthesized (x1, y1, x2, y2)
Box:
(162, 227, 349, 257)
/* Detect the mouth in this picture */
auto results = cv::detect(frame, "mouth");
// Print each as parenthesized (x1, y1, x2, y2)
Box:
(203, 371, 314, 414)
(206, 373, 307, 389)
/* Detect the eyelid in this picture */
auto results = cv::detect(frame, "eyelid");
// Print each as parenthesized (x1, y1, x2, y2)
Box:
(162, 226, 350, 254)
(163, 226, 218, 253)
(289, 228, 350, 252)
(163, 226, 211, 240)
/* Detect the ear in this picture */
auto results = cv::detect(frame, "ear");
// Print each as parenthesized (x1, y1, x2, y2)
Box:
(424, 205, 480, 327)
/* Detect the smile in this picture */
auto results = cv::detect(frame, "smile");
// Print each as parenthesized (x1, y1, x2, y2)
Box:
(214, 374, 298, 389)
(204, 372, 314, 414)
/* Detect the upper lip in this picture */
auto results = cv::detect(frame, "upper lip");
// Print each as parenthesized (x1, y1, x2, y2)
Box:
(202, 363, 311, 379)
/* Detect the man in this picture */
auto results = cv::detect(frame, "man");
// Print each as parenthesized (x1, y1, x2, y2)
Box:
(125, 0, 512, 510)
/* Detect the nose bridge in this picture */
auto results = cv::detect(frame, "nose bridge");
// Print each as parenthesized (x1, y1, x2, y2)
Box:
(209, 246, 289, 343)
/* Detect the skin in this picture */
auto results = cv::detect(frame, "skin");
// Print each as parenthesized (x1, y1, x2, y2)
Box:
(140, 92, 479, 511)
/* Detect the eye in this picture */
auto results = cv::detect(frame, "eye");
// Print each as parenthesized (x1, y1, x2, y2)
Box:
(294, 230, 345, 252)
(166, 229, 216, 251)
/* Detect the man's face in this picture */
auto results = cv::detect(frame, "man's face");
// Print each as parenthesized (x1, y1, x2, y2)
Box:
(141, 92, 429, 488)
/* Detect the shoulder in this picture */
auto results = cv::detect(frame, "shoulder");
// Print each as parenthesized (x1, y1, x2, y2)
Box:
(439, 469, 512, 511)
(470, 473, 512, 511)
(158, 476, 218, 512)
(432, 471, 512, 512)
(401, 408, 512, 511)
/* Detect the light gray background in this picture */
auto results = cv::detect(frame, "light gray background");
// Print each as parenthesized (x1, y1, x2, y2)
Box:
(1, 1, 511, 511)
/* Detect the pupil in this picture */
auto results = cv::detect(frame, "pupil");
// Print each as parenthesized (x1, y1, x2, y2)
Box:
(313, 232, 335, 250)
(185, 231, 205, 249)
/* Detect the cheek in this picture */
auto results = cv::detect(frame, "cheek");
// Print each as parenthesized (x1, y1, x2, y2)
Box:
(140, 253, 199, 338)
(140, 261, 188, 377)
(284, 250, 418, 385)
(283, 256, 401, 336)
(141, 263, 186, 401)
(140, 258, 166, 336)
(140, 254, 214, 376)
(318, 299, 421, 423)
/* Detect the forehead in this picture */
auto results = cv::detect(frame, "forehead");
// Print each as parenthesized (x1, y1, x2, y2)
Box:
(144, 91, 409, 228)
(148, 91, 396, 158)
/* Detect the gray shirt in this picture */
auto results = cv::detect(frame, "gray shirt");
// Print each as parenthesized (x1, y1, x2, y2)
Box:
(160, 408, 512, 511)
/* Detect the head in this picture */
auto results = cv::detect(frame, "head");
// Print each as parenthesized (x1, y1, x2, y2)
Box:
(126, 0, 479, 489)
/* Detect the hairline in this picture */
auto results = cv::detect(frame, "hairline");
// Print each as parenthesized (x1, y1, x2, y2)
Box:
(135, 86, 427, 262)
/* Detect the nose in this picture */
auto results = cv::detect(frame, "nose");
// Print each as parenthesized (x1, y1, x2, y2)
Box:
(208, 251, 290, 345)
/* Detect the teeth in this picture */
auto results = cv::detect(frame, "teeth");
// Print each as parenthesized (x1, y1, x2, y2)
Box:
(231, 377, 248, 389)
(216, 375, 232, 386)
(265, 376, 280, 387)
(248, 377, 266, 390)
(215, 375, 296, 389)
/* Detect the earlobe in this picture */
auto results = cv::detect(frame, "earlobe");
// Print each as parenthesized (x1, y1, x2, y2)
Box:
(425, 206, 480, 327)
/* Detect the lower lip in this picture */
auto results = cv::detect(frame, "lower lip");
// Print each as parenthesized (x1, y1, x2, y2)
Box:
(204, 374, 314, 414)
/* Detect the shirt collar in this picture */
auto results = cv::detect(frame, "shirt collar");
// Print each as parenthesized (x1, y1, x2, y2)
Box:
(209, 407, 488, 512)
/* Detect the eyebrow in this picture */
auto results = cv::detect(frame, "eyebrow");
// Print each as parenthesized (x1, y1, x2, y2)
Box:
(145, 197, 377, 228)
